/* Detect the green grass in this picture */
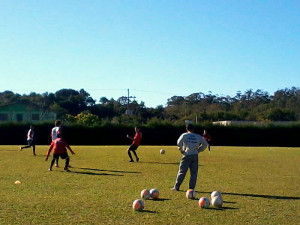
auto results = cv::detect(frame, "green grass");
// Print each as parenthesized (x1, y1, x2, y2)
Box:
(0, 145, 299, 224)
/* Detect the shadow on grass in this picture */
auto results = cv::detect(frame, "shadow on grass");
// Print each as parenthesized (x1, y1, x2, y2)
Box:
(139, 161, 179, 165)
(59, 170, 123, 176)
(76, 167, 140, 174)
(138, 210, 157, 214)
(139, 162, 203, 167)
(148, 198, 171, 202)
(223, 201, 237, 204)
(206, 206, 238, 210)
(202, 191, 300, 200)
(225, 192, 300, 200)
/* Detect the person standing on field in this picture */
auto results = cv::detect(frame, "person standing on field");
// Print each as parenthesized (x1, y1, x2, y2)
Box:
(45, 133, 75, 172)
(172, 124, 208, 191)
(126, 127, 142, 162)
(202, 130, 212, 152)
(20, 125, 36, 156)
(51, 120, 62, 167)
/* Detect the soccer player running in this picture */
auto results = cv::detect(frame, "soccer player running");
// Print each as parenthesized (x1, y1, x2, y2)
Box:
(126, 127, 142, 162)
(51, 120, 62, 167)
(45, 133, 75, 171)
(20, 125, 36, 156)
(172, 124, 208, 191)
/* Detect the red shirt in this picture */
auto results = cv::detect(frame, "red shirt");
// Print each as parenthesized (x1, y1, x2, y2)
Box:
(133, 131, 142, 146)
(203, 133, 211, 142)
(49, 138, 70, 154)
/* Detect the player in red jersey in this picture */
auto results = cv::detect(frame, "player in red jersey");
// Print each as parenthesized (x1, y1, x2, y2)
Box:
(45, 133, 75, 171)
(51, 120, 62, 167)
(202, 130, 212, 152)
(126, 127, 142, 162)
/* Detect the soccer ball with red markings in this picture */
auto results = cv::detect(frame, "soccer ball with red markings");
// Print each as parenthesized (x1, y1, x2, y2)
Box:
(198, 197, 210, 208)
(132, 199, 144, 211)
(140, 189, 151, 199)
(150, 188, 159, 199)
(186, 189, 196, 199)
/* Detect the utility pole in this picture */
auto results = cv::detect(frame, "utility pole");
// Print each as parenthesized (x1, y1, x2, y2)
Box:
(125, 89, 136, 114)
(127, 89, 130, 107)
(127, 89, 136, 107)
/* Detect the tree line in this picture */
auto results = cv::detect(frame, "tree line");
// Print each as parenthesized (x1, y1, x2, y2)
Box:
(0, 87, 299, 126)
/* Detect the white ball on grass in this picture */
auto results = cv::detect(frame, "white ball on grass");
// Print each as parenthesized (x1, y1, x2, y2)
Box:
(211, 195, 223, 208)
(186, 189, 196, 199)
(211, 190, 222, 199)
(160, 149, 165, 154)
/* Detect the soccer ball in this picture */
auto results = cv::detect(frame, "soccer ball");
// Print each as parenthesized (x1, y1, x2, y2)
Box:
(198, 197, 210, 208)
(186, 189, 196, 199)
(160, 149, 165, 154)
(211, 190, 222, 199)
(132, 199, 144, 211)
(15, 180, 21, 184)
(150, 188, 159, 199)
(211, 196, 223, 208)
(141, 189, 151, 199)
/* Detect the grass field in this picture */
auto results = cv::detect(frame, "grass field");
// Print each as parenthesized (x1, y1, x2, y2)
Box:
(0, 145, 299, 225)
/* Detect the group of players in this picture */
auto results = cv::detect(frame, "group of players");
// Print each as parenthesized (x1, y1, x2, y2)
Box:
(19, 121, 212, 192)
(19, 120, 75, 172)
(19, 121, 144, 172)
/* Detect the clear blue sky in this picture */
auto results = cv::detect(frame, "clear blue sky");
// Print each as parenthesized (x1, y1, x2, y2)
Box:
(1, 0, 299, 107)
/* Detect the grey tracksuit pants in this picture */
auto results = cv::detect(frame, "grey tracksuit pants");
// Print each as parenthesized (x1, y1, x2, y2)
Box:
(174, 154, 199, 190)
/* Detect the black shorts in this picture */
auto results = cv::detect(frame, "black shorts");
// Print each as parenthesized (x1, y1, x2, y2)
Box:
(53, 153, 69, 160)
(27, 139, 35, 146)
(129, 144, 139, 151)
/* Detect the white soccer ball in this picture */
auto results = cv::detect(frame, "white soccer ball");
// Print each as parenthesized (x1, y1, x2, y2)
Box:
(211, 190, 222, 199)
(186, 189, 196, 199)
(198, 197, 210, 208)
(14, 180, 21, 184)
(150, 188, 159, 200)
(160, 149, 165, 154)
(132, 199, 144, 211)
(140, 189, 151, 199)
(211, 195, 223, 208)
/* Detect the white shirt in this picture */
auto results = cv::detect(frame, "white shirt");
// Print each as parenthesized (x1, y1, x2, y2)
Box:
(51, 126, 61, 141)
(27, 129, 34, 141)
(177, 132, 208, 155)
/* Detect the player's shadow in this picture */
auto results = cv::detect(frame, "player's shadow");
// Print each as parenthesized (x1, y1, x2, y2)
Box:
(203, 191, 300, 200)
(62, 170, 123, 176)
(206, 206, 238, 210)
(148, 198, 171, 202)
(139, 162, 179, 165)
(77, 167, 140, 174)
(223, 200, 237, 204)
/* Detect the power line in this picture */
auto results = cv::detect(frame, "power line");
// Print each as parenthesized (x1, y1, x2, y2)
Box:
(131, 89, 176, 96)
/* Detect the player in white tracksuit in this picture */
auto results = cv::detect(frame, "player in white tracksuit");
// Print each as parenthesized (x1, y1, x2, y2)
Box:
(172, 124, 208, 191)
(51, 120, 62, 167)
